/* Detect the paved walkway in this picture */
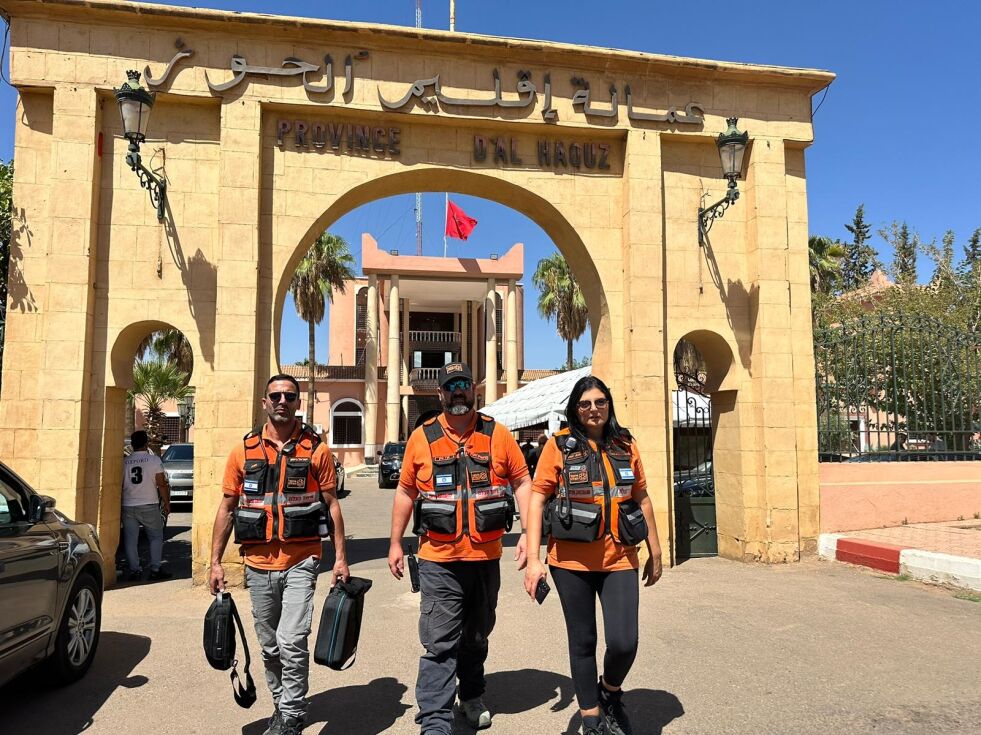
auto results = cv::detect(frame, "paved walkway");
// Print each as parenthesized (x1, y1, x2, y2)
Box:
(842, 519, 981, 558)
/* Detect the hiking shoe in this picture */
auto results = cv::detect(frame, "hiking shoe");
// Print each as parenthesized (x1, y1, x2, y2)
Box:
(280, 715, 304, 735)
(598, 682, 631, 735)
(262, 710, 283, 735)
(582, 714, 610, 735)
(457, 697, 491, 729)
(148, 567, 172, 581)
(127, 569, 142, 582)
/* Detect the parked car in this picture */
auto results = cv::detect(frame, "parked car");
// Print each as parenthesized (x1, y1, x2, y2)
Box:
(334, 456, 346, 495)
(673, 459, 714, 497)
(161, 443, 193, 502)
(0, 460, 104, 688)
(378, 442, 407, 489)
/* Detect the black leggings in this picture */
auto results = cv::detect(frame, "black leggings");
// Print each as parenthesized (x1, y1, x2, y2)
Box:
(550, 565, 639, 710)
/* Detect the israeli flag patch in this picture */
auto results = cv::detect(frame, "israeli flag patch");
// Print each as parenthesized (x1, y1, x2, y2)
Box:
(618, 468, 636, 481)
(435, 474, 454, 487)
(244, 479, 260, 493)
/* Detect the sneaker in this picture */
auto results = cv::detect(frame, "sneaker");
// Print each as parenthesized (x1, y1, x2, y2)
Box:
(456, 697, 491, 730)
(148, 567, 173, 581)
(262, 710, 283, 735)
(582, 714, 609, 735)
(127, 569, 142, 582)
(598, 681, 631, 735)
(280, 715, 304, 735)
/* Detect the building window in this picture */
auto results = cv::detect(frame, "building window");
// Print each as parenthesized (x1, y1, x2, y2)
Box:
(331, 399, 364, 446)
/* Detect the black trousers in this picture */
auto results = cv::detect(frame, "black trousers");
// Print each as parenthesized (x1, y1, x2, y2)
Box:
(415, 559, 500, 735)
(550, 565, 639, 710)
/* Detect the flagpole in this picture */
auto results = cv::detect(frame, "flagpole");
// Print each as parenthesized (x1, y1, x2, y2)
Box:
(443, 194, 449, 257)
(446, 2, 454, 258)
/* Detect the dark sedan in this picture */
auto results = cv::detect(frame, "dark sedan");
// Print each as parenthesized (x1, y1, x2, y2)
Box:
(377, 442, 406, 489)
(0, 461, 104, 688)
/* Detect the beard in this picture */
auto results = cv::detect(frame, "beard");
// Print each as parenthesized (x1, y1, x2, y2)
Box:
(266, 406, 294, 424)
(443, 395, 474, 416)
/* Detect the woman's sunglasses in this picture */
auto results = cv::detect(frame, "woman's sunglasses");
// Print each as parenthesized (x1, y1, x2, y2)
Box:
(577, 398, 609, 411)
(268, 391, 299, 403)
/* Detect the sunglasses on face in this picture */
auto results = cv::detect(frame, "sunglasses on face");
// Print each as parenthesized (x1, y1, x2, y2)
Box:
(268, 391, 298, 403)
(577, 398, 609, 411)
(442, 378, 473, 392)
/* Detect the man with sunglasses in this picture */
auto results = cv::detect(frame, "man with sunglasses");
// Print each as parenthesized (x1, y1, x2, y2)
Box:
(389, 362, 532, 734)
(209, 374, 349, 735)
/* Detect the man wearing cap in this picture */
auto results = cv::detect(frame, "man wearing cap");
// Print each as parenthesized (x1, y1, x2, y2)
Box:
(389, 362, 531, 734)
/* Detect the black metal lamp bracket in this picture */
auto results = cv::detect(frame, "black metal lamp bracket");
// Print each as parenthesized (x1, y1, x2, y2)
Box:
(126, 142, 167, 221)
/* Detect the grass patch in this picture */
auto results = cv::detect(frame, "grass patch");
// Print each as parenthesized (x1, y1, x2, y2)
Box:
(953, 591, 981, 603)
(877, 573, 913, 582)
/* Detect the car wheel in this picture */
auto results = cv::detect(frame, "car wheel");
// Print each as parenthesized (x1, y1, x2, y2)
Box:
(47, 573, 101, 685)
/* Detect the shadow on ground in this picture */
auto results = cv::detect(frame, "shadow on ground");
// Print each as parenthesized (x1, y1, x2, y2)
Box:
(0, 632, 152, 734)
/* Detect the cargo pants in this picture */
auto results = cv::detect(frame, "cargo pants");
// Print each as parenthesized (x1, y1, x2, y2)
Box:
(415, 558, 500, 735)
(245, 555, 319, 720)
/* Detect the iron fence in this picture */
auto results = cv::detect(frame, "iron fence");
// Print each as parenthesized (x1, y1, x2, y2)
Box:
(814, 314, 981, 462)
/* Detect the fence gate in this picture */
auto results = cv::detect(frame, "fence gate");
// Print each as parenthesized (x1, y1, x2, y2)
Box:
(673, 388, 716, 559)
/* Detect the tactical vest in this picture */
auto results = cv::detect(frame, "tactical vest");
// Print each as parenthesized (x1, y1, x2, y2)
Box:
(232, 423, 325, 546)
(412, 414, 514, 544)
(545, 428, 648, 546)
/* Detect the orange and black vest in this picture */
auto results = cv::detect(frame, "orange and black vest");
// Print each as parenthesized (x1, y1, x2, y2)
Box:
(552, 428, 643, 545)
(232, 423, 325, 546)
(412, 414, 514, 544)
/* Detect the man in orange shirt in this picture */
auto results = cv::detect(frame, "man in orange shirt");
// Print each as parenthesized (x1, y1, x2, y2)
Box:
(388, 362, 531, 734)
(209, 374, 349, 735)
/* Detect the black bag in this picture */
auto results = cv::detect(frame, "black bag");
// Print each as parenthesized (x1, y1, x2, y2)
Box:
(314, 576, 373, 670)
(544, 495, 603, 542)
(616, 499, 649, 546)
(203, 592, 257, 708)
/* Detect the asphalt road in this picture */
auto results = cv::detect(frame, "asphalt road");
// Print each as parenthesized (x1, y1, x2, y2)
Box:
(2, 474, 979, 734)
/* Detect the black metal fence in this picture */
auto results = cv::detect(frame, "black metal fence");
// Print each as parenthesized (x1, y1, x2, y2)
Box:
(673, 388, 717, 558)
(814, 314, 981, 462)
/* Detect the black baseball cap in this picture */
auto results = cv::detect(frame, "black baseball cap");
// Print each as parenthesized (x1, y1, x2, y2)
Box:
(438, 362, 473, 388)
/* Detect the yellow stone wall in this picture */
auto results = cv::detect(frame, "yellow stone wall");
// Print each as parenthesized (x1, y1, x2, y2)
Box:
(0, 0, 833, 584)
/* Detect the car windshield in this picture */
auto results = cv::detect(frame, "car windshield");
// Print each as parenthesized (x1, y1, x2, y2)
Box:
(163, 444, 193, 461)
(384, 443, 405, 456)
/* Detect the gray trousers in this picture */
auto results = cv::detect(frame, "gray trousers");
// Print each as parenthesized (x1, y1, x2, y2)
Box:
(245, 555, 319, 720)
(415, 559, 500, 735)
(121, 504, 165, 572)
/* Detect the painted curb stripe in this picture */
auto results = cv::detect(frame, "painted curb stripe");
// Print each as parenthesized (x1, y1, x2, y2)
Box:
(835, 538, 907, 574)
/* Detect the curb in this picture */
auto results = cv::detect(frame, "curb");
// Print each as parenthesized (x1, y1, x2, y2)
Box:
(818, 533, 981, 592)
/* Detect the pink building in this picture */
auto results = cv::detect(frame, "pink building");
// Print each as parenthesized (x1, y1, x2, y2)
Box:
(283, 234, 554, 466)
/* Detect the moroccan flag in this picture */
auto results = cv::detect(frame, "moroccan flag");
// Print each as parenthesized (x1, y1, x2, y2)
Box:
(445, 199, 478, 241)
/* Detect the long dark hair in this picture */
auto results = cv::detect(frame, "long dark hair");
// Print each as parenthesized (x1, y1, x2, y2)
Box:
(564, 375, 632, 448)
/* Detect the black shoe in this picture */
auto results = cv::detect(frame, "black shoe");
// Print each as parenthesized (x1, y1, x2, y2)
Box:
(127, 569, 142, 582)
(598, 681, 632, 735)
(148, 567, 172, 581)
(582, 714, 609, 735)
(262, 710, 283, 735)
(280, 715, 304, 735)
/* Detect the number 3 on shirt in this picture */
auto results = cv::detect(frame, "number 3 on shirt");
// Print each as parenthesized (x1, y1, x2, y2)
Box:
(130, 466, 143, 485)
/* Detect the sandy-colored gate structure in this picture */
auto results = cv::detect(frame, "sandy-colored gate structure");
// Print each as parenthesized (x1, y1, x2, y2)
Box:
(0, 0, 833, 584)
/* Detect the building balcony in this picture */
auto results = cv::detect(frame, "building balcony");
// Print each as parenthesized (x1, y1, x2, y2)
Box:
(409, 367, 441, 390)
(409, 330, 461, 346)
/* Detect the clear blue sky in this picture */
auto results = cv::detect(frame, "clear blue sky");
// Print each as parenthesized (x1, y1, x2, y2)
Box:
(2, 1, 978, 368)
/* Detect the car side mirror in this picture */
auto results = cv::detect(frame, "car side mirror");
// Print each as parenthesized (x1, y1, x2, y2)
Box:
(28, 494, 46, 523)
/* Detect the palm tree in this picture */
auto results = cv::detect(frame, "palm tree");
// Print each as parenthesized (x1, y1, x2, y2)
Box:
(809, 235, 847, 294)
(533, 252, 589, 370)
(131, 330, 193, 437)
(290, 232, 356, 423)
(129, 360, 192, 452)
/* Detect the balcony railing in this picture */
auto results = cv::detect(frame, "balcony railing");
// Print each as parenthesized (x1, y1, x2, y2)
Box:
(409, 330, 461, 344)
(409, 367, 441, 390)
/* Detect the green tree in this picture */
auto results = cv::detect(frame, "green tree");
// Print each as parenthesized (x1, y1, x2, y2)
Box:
(880, 221, 918, 286)
(129, 360, 192, 452)
(808, 235, 847, 294)
(841, 204, 880, 291)
(0, 159, 13, 384)
(290, 232, 355, 423)
(137, 330, 193, 376)
(963, 228, 981, 273)
(533, 252, 588, 371)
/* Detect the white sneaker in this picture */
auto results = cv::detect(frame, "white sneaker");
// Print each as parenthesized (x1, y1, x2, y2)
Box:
(457, 697, 491, 729)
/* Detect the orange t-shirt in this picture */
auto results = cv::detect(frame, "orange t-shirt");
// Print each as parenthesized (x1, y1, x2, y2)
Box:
(399, 413, 529, 563)
(222, 423, 336, 571)
(532, 436, 647, 572)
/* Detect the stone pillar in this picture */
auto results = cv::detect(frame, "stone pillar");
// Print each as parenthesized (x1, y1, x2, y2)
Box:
(364, 274, 379, 460)
(506, 279, 518, 394)
(386, 275, 401, 443)
(460, 301, 469, 365)
(401, 296, 410, 438)
(484, 279, 498, 405)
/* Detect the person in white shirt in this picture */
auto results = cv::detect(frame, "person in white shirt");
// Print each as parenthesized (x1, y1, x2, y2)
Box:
(122, 430, 171, 581)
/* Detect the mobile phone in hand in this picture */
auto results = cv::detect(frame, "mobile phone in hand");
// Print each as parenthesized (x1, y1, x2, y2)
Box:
(534, 577, 550, 605)
(406, 547, 420, 593)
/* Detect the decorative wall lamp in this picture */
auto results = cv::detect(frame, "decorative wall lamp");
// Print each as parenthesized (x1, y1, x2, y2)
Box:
(697, 117, 749, 246)
(177, 393, 195, 430)
(114, 70, 167, 221)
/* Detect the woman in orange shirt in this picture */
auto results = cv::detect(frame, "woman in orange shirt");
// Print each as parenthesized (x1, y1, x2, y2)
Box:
(524, 375, 662, 735)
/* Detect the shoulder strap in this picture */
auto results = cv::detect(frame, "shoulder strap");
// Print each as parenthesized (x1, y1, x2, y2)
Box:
(475, 413, 496, 438)
(423, 419, 445, 446)
(226, 594, 257, 709)
(242, 427, 263, 450)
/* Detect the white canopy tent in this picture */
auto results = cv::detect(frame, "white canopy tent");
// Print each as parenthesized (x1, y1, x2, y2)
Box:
(482, 366, 590, 435)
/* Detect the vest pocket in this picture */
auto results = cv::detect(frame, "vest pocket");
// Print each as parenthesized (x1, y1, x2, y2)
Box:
(616, 499, 649, 546)
(282, 501, 322, 539)
(243, 460, 268, 496)
(417, 499, 458, 536)
(473, 497, 510, 532)
(233, 506, 267, 543)
(284, 458, 311, 493)
(545, 498, 602, 542)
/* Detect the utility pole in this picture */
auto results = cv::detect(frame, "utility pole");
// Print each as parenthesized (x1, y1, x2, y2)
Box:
(415, 0, 424, 256)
